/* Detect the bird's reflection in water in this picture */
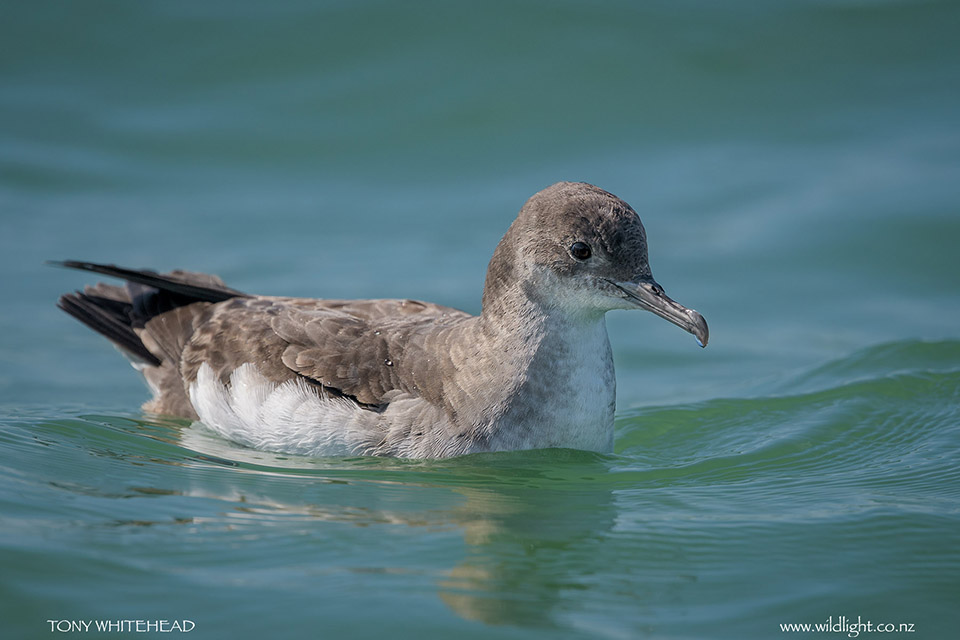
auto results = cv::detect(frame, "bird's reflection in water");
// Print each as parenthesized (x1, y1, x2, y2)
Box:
(160, 419, 621, 627)
(436, 476, 618, 627)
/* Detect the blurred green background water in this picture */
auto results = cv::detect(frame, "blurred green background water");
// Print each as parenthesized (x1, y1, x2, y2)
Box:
(1, 1, 958, 638)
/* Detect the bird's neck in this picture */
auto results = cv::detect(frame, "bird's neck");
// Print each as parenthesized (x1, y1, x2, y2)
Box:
(468, 289, 616, 453)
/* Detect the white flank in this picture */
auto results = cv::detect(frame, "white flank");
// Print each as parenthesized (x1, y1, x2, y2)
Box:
(188, 362, 373, 457)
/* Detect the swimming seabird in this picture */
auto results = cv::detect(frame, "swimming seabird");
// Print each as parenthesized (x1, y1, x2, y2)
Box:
(54, 182, 708, 458)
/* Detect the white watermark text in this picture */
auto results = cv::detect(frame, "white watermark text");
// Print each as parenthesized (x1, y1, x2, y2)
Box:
(47, 620, 195, 633)
(780, 615, 915, 638)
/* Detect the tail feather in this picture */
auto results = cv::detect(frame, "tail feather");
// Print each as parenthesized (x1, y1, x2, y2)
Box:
(53, 260, 248, 366)
(57, 290, 162, 365)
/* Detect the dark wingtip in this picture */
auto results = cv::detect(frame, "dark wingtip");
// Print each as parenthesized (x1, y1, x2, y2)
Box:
(48, 259, 139, 274)
(47, 260, 115, 273)
(49, 260, 247, 302)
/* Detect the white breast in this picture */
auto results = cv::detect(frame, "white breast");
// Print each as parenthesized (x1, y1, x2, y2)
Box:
(490, 316, 616, 453)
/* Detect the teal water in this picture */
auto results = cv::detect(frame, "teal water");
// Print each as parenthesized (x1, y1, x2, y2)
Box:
(2, 1, 959, 638)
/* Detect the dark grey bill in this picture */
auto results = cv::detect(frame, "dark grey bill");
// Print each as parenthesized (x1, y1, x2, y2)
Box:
(606, 279, 709, 348)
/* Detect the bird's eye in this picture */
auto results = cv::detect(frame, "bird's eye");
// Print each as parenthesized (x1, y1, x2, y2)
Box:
(570, 242, 591, 260)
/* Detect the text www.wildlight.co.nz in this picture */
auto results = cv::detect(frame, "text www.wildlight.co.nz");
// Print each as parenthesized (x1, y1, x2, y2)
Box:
(780, 616, 915, 638)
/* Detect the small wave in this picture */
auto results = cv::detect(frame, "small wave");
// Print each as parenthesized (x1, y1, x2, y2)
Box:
(614, 341, 960, 520)
(772, 339, 960, 396)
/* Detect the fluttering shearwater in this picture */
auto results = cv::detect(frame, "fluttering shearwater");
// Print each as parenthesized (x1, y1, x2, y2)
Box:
(55, 182, 708, 458)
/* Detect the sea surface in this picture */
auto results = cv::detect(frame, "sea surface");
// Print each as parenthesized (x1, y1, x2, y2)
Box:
(2, 1, 959, 638)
